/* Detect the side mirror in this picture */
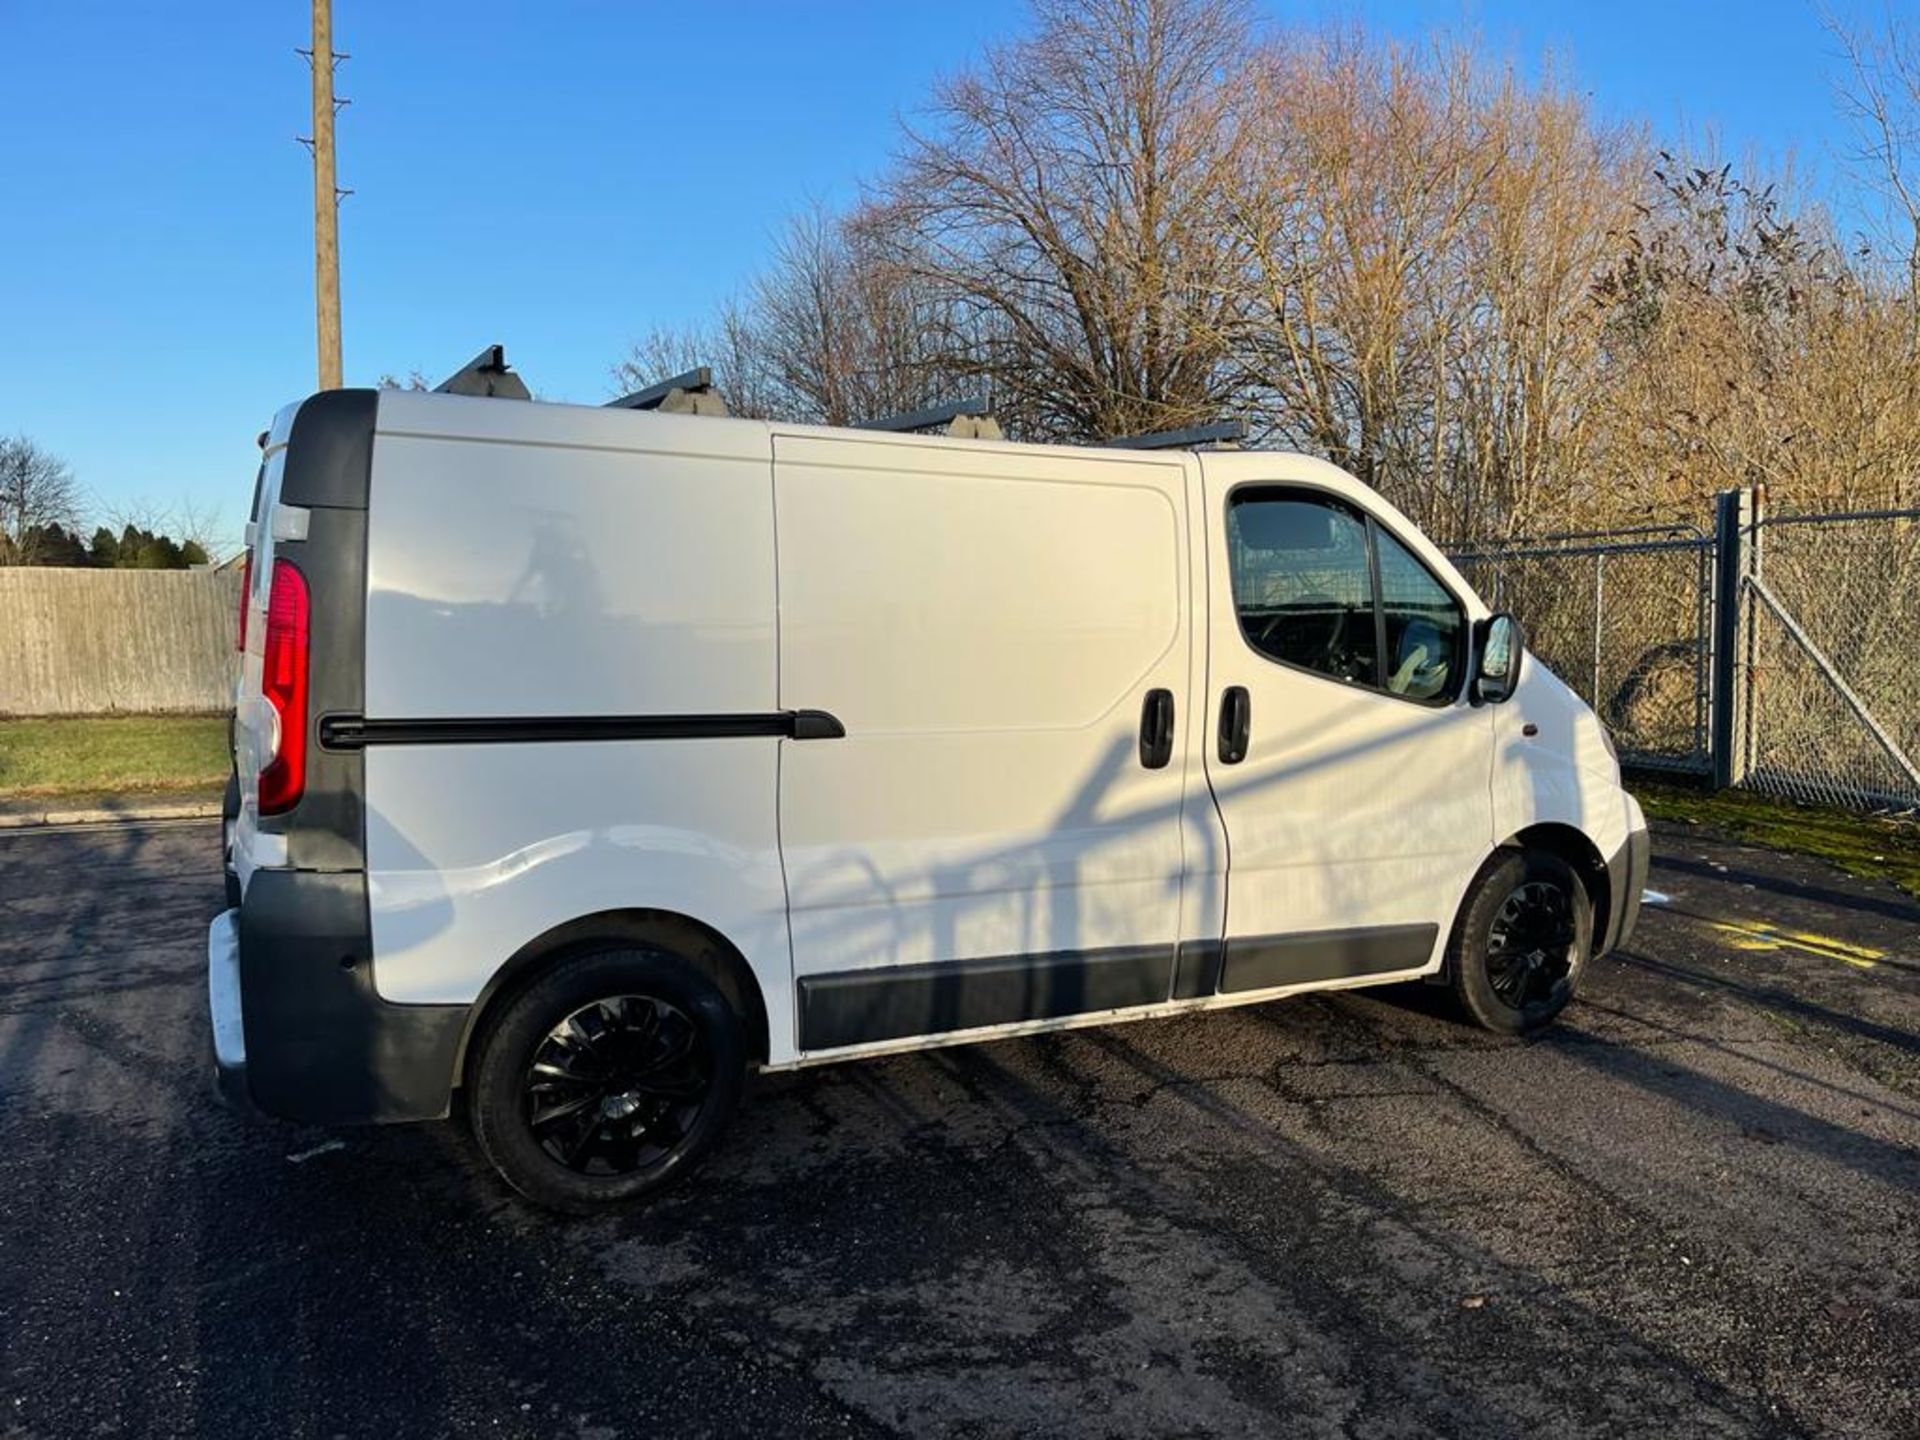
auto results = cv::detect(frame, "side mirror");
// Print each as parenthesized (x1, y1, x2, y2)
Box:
(1474, 613, 1525, 705)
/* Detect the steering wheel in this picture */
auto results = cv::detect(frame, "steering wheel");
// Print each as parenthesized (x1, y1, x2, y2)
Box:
(1254, 595, 1345, 671)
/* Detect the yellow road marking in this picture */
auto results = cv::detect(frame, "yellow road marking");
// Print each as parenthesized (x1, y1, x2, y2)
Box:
(1707, 919, 1882, 969)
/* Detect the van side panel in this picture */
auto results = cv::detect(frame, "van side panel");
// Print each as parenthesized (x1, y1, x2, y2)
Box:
(360, 739, 791, 1039)
(357, 403, 794, 1059)
(363, 401, 775, 718)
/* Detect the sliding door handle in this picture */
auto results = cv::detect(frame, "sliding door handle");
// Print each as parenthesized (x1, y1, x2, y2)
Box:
(1218, 686, 1250, 764)
(1139, 688, 1175, 769)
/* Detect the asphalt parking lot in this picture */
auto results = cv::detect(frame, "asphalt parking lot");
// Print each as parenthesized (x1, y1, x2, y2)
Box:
(1, 819, 1916, 1439)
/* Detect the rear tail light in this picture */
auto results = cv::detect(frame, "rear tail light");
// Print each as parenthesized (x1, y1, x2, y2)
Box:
(236, 550, 254, 651)
(257, 558, 310, 815)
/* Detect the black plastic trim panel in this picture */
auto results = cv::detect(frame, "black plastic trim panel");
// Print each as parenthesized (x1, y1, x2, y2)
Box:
(1170, 939, 1224, 999)
(1218, 923, 1438, 993)
(798, 945, 1176, 1051)
(277, 503, 369, 870)
(797, 924, 1444, 1050)
(319, 709, 845, 749)
(261, 388, 377, 871)
(278, 388, 376, 511)
(236, 867, 466, 1124)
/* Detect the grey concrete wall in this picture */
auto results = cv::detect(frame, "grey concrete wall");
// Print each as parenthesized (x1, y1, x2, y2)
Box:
(0, 568, 242, 715)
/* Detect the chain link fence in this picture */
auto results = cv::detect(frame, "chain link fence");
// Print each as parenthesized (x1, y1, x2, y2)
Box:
(1448, 526, 1714, 776)
(1447, 495, 1920, 815)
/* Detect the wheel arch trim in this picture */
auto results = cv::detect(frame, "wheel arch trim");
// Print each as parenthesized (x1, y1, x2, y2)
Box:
(1436, 824, 1609, 984)
(453, 907, 771, 1085)
(1506, 822, 1611, 950)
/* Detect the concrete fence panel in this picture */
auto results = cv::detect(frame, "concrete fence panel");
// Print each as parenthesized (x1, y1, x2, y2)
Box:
(0, 568, 242, 715)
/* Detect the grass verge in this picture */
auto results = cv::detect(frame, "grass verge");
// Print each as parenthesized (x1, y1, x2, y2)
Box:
(0, 715, 228, 798)
(1633, 779, 1920, 900)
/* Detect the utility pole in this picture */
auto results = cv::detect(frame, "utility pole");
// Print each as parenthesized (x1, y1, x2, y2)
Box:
(300, 0, 346, 390)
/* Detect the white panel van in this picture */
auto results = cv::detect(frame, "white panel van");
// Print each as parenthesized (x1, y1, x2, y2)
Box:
(209, 380, 1647, 1211)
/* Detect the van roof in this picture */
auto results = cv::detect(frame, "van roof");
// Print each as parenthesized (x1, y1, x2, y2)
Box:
(268, 381, 1482, 618)
(336, 344, 1254, 463)
(360, 388, 1320, 485)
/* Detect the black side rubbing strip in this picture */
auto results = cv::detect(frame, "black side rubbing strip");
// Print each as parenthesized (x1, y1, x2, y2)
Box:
(798, 945, 1176, 1051)
(790, 709, 846, 740)
(798, 927, 1438, 1051)
(1218, 923, 1437, 993)
(1170, 939, 1225, 1000)
(319, 711, 845, 750)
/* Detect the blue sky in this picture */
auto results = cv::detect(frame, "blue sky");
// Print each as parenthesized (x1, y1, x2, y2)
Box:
(0, 1, 1884, 551)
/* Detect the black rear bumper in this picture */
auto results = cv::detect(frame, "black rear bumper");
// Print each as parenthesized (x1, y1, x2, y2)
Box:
(211, 867, 468, 1125)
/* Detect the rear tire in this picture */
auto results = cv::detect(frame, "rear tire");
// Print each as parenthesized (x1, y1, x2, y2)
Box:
(1449, 849, 1592, 1035)
(469, 946, 745, 1213)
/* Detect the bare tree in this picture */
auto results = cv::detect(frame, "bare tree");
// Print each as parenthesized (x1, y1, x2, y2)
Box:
(0, 435, 80, 565)
(615, 207, 974, 426)
(1233, 31, 1643, 538)
(1828, 6, 1920, 310)
(608, 5, 1919, 530)
(1440, 63, 1645, 538)
(1236, 31, 1495, 503)
(873, 0, 1260, 439)
(754, 204, 978, 425)
(173, 496, 233, 565)
(614, 297, 782, 420)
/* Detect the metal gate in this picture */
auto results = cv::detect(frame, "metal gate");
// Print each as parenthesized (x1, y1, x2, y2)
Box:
(1731, 497, 1920, 812)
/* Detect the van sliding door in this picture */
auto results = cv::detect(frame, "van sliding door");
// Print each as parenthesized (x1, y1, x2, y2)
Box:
(773, 435, 1199, 1054)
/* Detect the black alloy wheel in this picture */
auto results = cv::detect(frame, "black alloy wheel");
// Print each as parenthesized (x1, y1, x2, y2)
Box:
(1484, 880, 1577, 1009)
(1448, 848, 1593, 1035)
(470, 944, 746, 1212)
(524, 995, 712, 1175)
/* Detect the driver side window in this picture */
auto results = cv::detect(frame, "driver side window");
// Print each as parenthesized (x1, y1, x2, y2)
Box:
(1226, 494, 1378, 686)
(1226, 488, 1466, 704)
(1376, 525, 1465, 701)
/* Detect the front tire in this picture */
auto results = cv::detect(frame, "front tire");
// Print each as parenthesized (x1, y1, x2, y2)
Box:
(469, 946, 745, 1213)
(1449, 849, 1592, 1035)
